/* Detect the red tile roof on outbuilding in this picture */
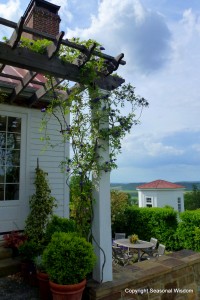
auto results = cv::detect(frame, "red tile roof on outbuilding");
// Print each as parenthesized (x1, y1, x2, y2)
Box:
(136, 180, 185, 190)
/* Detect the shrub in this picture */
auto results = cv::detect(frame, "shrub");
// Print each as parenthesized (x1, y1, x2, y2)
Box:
(176, 210, 200, 251)
(44, 215, 77, 244)
(42, 232, 96, 285)
(18, 240, 41, 262)
(25, 166, 57, 246)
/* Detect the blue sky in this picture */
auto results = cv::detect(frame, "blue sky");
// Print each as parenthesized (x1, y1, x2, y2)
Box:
(1, 0, 200, 183)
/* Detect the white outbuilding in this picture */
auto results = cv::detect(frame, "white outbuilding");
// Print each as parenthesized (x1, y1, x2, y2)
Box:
(136, 179, 185, 212)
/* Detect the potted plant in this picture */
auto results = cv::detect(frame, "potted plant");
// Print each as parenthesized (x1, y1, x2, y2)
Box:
(129, 234, 139, 244)
(34, 255, 52, 300)
(42, 232, 96, 300)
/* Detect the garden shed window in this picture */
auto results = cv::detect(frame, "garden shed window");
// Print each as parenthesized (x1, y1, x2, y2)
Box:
(177, 197, 181, 212)
(0, 115, 21, 201)
(145, 197, 153, 207)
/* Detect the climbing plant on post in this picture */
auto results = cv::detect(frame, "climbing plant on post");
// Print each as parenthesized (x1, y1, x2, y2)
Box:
(38, 37, 148, 282)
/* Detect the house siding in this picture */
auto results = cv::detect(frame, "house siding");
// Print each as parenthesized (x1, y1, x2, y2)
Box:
(0, 104, 69, 233)
(138, 189, 184, 212)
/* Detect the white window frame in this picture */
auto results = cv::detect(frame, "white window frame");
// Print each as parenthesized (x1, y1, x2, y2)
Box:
(145, 197, 153, 208)
(0, 111, 26, 207)
(177, 197, 181, 212)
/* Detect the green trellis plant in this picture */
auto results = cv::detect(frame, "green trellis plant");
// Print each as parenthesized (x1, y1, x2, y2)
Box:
(7, 36, 149, 238)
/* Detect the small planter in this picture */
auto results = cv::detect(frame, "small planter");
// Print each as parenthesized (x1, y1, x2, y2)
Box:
(37, 272, 52, 300)
(49, 279, 86, 300)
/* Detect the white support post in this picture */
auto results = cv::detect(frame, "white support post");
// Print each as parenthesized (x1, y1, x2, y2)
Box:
(92, 93, 113, 283)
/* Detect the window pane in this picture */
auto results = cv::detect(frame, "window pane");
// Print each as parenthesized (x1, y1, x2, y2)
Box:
(7, 133, 21, 149)
(0, 132, 6, 149)
(0, 149, 6, 165)
(0, 184, 4, 200)
(6, 167, 20, 183)
(0, 115, 21, 201)
(0, 116, 7, 131)
(6, 150, 20, 166)
(7, 117, 21, 133)
(0, 166, 5, 183)
(5, 184, 19, 200)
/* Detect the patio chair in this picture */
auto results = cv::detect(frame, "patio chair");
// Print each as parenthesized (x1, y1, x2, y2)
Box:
(112, 246, 132, 266)
(114, 233, 126, 240)
(140, 237, 158, 257)
(140, 244, 166, 261)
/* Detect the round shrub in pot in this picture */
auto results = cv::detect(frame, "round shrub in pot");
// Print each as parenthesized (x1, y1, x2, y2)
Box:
(42, 232, 96, 300)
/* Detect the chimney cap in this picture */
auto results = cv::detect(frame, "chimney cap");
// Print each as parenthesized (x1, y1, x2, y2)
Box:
(24, 0, 60, 18)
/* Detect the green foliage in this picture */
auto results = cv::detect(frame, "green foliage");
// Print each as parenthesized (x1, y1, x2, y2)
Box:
(111, 190, 130, 234)
(42, 232, 96, 285)
(44, 215, 77, 244)
(18, 240, 41, 261)
(25, 166, 57, 247)
(34, 255, 46, 273)
(19, 37, 52, 54)
(69, 176, 93, 238)
(112, 206, 178, 250)
(176, 210, 200, 251)
(184, 184, 200, 210)
(194, 226, 200, 251)
(28, 36, 148, 240)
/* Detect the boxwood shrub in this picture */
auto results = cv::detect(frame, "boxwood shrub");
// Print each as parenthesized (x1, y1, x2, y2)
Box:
(42, 232, 96, 285)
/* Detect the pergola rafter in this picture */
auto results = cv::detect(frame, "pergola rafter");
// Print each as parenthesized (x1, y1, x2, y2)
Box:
(0, 16, 125, 108)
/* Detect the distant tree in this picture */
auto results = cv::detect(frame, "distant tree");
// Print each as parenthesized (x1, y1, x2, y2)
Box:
(184, 184, 200, 210)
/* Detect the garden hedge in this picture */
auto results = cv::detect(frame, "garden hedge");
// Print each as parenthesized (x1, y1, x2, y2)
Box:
(112, 206, 178, 250)
(176, 210, 200, 251)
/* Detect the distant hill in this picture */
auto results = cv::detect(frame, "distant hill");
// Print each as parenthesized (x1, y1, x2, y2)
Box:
(110, 181, 200, 192)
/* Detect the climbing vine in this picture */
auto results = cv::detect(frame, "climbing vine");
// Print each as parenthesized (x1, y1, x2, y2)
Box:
(2, 36, 149, 237)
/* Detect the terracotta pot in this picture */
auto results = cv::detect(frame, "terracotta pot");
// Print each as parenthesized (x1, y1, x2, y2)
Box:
(49, 279, 86, 300)
(37, 272, 52, 300)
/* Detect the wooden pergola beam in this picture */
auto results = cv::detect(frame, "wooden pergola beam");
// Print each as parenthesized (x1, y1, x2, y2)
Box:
(0, 73, 44, 86)
(0, 42, 124, 90)
(9, 70, 37, 103)
(8, 17, 25, 49)
(0, 17, 126, 66)
(28, 77, 64, 107)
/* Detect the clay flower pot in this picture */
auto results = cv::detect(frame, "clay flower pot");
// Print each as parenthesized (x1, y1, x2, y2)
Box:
(49, 278, 86, 300)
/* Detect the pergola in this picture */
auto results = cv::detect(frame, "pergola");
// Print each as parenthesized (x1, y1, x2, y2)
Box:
(0, 10, 126, 282)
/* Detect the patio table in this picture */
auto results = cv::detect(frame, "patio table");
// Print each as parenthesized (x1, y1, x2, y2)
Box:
(114, 239, 154, 262)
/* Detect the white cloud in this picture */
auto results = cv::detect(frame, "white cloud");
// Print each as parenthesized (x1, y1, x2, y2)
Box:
(66, 0, 171, 73)
(0, 0, 22, 39)
(0, 0, 22, 20)
(48, 0, 73, 23)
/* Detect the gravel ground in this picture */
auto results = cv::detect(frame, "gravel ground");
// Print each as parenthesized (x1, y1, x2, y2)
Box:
(0, 273, 39, 300)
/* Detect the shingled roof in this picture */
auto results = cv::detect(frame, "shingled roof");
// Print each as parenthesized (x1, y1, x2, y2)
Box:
(136, 180, 185, 190)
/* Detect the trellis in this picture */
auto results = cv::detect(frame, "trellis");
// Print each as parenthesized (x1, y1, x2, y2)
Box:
(0, 15, 126, 108)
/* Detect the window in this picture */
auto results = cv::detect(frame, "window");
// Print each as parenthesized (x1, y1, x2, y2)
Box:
(177, 197, 181, 212)
(145, 197, 152, 207)
(0, 115, 21, 201)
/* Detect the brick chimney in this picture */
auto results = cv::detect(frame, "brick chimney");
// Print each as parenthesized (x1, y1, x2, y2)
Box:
(23, 0, 61, 39)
